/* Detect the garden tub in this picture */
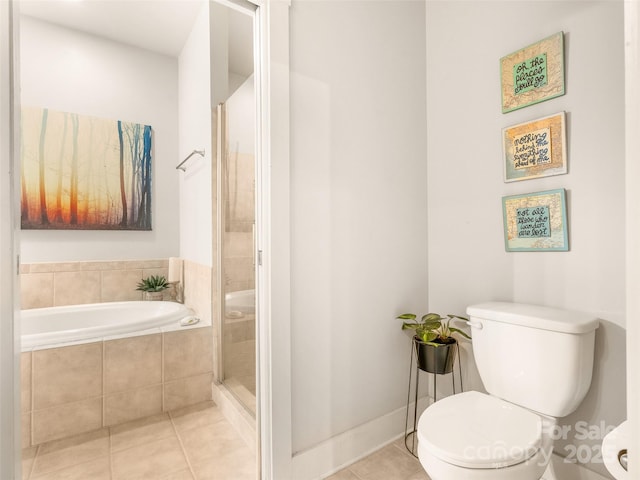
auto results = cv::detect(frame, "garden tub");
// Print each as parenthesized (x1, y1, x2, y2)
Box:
(20, 300, 213, 446)
(21, 300, 196, 350)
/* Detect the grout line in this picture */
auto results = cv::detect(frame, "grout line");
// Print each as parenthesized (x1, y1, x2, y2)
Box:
(161, 333, 166, 412)
(168, 412, 197, 480)
(108, 425, 115, 480)
(102, 340, 106, 427)
(29, 351, 34, 448)
(25, 444, 40, 480)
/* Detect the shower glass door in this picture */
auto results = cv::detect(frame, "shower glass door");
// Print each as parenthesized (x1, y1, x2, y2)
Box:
(219, 73, 257, 416)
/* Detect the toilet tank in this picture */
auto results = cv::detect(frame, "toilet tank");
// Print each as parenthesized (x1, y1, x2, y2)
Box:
(467, 302, 599, 418)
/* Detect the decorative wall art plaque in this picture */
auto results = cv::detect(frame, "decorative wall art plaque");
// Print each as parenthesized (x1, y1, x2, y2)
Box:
(503, 112, 567, 182)
(502, 188, 568, 252)
(500, 32, 565, 113)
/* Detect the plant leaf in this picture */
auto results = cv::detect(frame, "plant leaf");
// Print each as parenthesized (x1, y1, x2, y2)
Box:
(422, 313, 444, 322)
(397, 313, 416, 320)
(423, 320, 443, 330)
(402, 323, 420, 330)
(448, 327, 471, 339)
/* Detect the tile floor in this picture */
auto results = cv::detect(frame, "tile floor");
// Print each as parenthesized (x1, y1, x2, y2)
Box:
(325, 438, 431, 480)
(21, 401, 256, 480)
(22, 401, 429, 480)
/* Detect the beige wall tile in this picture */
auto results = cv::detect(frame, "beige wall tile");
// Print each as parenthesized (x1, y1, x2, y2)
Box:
(21, 352, 32, 413)
(21, 273, 54, 309)
(183, 261, 212, 325)
(224, 232, 253, 259)
(111, 436, 189, 479)
(224, 257, 254, 288)
(104, 334, 161, 394)
(104, 384, 163, 427)
(32, 398, 103, 445)
(101, 269, 144, 302)
(164, 327, 213, 381)
(163, 374, 212, 412)
(31, 429, 109, 477)
(128, 259, 167, 269)
(53, 271, 101, 306)
(33, 342, 102, 410)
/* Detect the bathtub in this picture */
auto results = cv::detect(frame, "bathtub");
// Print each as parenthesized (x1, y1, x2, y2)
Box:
(21, 300, 214, 446)
(225, 289, 255, 317)
(21, 300, 195, 350)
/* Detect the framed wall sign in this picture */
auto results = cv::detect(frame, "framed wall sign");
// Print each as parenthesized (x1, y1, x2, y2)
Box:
(503, 112, 567, 182)
(502, 188, 568, 252)
(500, 32, 565, 113)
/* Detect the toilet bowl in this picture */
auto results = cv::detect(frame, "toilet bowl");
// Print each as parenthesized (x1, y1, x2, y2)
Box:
(416, 302, 598, 480)
(417, 391, 554, 480)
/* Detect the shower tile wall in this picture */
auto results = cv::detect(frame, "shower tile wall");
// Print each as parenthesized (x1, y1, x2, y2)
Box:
(223, 150, 256, 404)
(224, 152, 255, 293)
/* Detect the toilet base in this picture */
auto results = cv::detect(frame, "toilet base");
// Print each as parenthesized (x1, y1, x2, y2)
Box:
(418, 442, 552, 480)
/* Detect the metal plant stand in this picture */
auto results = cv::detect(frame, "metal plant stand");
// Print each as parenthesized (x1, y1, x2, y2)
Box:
(404, 341, 463, 458)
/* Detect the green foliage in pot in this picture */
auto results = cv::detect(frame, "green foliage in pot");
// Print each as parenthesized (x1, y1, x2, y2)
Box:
(397, 312, 471, 346)
(136, 275, 170, 292)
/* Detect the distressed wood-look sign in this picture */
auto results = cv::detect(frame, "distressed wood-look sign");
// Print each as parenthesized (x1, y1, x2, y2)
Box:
(501, 32, 565, 113)
(503, 112, 567, 182)
(502, 189, 568, 252)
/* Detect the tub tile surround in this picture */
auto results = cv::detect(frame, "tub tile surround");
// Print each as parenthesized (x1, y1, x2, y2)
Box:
(22, 326, 214, 447)
(20, 259, 172, 309)
(22, 401, 256, 480)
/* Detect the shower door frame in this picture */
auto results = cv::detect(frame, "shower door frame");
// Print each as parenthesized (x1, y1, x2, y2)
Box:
(212, 0, 292, 479)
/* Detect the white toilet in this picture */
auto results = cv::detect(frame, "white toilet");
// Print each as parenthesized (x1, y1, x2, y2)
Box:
(416, 302, 599, 480)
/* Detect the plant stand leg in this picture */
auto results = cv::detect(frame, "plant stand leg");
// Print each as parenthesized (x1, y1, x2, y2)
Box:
(404, 341, 420, 457)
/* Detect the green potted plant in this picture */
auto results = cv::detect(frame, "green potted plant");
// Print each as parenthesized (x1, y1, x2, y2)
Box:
(397, 312, 471, 374)
(136, 275, 170, 301)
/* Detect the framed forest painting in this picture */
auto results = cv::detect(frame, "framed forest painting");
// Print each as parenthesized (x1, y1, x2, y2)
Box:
(21, 107, 153, 230)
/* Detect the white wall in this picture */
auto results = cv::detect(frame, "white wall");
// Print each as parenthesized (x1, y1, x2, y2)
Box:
(290, 0, 428, 454)
(178, 2, 213, 266)
(426, 2, 626, 477)
(19, 16, 180, 262)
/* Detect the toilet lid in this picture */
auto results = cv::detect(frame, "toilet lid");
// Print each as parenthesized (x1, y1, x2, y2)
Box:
(417, 391, 542, 469)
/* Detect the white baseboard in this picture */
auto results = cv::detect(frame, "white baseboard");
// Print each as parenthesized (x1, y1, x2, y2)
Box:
(291, 397, 613, 480)
(291, 397, 429, 480)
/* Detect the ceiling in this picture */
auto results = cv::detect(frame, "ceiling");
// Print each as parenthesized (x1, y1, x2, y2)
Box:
(19, 0, 254, 76)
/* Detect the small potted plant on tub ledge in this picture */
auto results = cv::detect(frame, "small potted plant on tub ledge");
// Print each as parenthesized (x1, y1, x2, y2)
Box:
(136, 275, 170, 301)
(397, 312, 471, 374)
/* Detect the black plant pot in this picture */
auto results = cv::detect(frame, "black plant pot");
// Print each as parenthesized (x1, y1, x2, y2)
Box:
(414, 336, 457, 374)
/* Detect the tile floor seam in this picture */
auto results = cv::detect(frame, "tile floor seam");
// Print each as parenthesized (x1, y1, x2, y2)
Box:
(168, 411, 197, 480)
(30, 454, 111, 480)
(25, 444, 39, 480)
(108, 426, 114, 480)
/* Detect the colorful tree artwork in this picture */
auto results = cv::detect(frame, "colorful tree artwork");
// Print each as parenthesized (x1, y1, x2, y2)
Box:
(21, 107, 153, 230)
